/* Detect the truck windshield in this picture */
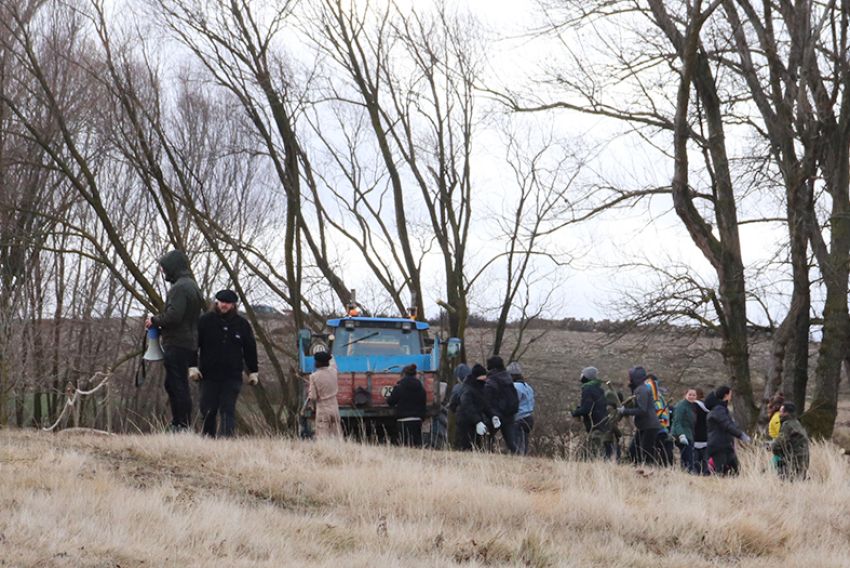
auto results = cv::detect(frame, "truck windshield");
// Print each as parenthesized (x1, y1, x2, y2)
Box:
(333, 327, 421, 357)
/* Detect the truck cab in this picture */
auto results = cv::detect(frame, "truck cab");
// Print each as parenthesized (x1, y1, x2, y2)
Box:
(297, 316, 459, 436)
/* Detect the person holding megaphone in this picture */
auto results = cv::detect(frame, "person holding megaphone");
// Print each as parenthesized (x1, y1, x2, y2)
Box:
(145, 250, 205, 433)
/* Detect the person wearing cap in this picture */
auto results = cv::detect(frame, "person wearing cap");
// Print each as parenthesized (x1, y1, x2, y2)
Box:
(449, 363, 490, 450)
(571, 366, 610, 459)
(770, 402, 809, 480)
(386, 364, 427, 447)
(619, 366, 661, 465)
(307, 351, 342, 439)
(509, 362, 535, 456)
(145, 250, 205, 432)
(193, 289, 259, 438)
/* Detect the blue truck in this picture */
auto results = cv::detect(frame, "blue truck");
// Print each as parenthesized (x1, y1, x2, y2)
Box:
(297, 314, 460, 436)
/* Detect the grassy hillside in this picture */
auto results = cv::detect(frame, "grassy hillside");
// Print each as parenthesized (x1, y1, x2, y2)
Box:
(2, 430, 850, 567)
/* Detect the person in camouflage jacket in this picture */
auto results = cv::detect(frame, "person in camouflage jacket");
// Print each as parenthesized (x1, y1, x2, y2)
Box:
(770, 402, 809, 481)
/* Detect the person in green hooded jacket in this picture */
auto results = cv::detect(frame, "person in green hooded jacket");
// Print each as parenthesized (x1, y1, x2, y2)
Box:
(571, 366, 610, 459)
(145, 250, 205, 432)
(770, 403, 809, 481)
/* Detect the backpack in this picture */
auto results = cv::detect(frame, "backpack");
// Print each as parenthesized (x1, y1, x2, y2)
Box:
(647, 375, 670, 430)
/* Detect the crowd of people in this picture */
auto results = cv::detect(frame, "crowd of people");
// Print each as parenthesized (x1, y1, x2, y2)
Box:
(565, 365, 810, 480)
(144, 248, 810, 480)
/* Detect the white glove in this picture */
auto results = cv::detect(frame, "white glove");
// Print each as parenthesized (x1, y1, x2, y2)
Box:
(678, 434, 689, 446)
(245, 372, 259, 386)
(491, 415, 501, 429)
(740, 433, 752, 444)
(475, 422, 487, 436)
(188, 367, 202, 382)
(617, 406, 626, 416)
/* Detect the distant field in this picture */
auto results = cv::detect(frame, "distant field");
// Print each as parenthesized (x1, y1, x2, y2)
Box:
(2, 431, 850, 567)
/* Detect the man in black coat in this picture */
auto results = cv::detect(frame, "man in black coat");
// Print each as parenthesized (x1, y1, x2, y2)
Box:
(192, 289, 258, 438)
(706, 385, 751, 475)
(386, 364, 427, 447)
(145, 250, 205, 432)
(449, 364, 490, 450)
(485, 356, 520, 454)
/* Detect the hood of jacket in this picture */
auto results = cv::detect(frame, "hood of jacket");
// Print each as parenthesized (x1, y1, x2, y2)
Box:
(159, 250, 192, 284)
(581, 378, 603, 390)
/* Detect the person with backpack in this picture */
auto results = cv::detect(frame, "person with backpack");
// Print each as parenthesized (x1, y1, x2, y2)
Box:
(645, 374, 674, 466)
(707, 385, 752, 475)
(602, 381, 624, 460)
(670, 388, 697, 471)
(571, 366, 610, 459)
(619, 366, 661, 465)
(770, 402, 809, 481)
(508, 362, 535, 455)
(449, 364, 490, 450)
(484, 356, 520, 454)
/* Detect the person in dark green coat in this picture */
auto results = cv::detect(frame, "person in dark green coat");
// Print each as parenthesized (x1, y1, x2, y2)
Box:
(670, 388, 696, 472)
(770, 403, 809, 481)
(145, 250, 205, 431)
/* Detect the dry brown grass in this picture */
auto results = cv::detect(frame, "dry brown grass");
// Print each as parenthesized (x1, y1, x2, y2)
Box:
(2, 430, 850, 567)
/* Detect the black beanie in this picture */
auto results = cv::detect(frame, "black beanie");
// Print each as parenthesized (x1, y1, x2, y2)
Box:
(782, 402, 796, 416)
(469, 363, 487, 380)
(486, 356, 505, 371)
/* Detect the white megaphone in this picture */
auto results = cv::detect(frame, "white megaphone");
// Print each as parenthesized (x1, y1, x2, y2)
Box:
(143, 327, 165, 361)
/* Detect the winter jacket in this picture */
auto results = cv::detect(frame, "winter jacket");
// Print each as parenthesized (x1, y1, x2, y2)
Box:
(622, 383, 661, 431)
(670, 399, 695, 443)
(484, 368, 519, 420)
(197, 309, 258, 382)
(707, 401, 744, 452)
(571, 379, 610, 433)
(151, 250, 204, 351)
(453, 375, 490, 427)
(770, 416, 809, 467)
(693, 400, 709, 446)
(768, 411, 782, 439)
(386, 373, 427, 420)
(514, 381, 535, 420)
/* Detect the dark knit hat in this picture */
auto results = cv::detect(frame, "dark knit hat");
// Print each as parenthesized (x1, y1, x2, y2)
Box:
(628, 366, 647, 388)
(469, 363, 487, 380)
(215, 289, 239, 304)
(314, 351, 331, 368)
(486, 356, 505, 371)
(781, 402, 797, 416)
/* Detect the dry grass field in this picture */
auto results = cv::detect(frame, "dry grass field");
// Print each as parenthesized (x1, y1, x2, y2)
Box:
(3, 430, 850, 567)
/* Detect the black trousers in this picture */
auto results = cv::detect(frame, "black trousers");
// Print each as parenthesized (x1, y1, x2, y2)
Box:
(633, 428, 660, 465)
(397, 419, 422, 447)
(709, 447, 740, 476)
(163, 346, 194, 428)
(200, 379, 242, 438)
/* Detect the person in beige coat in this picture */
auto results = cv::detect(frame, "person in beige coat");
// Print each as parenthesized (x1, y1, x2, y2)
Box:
(307, 351, 342, 438)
